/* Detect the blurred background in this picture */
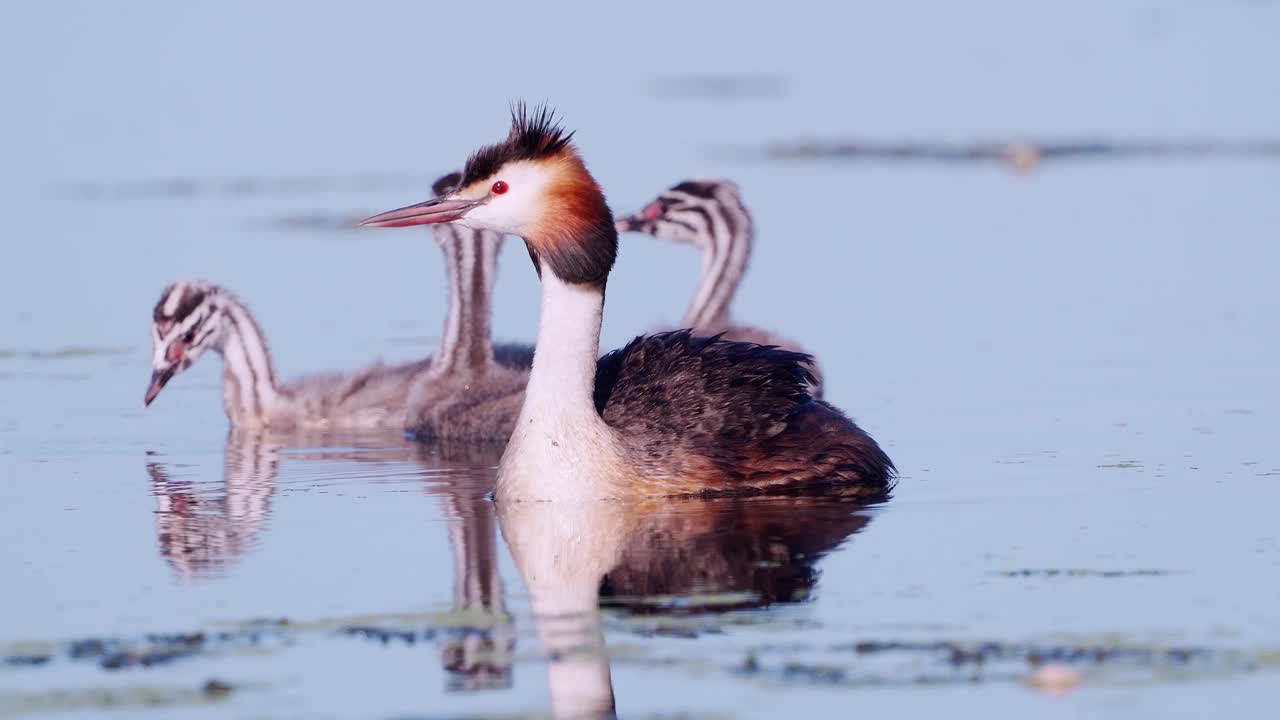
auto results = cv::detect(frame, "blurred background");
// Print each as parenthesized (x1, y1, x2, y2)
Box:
(1, 1, 1278, 718)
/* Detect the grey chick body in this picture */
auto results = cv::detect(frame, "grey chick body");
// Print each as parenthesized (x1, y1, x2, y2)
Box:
(403, 174, 534, 443)
(146, 280, 430, 430)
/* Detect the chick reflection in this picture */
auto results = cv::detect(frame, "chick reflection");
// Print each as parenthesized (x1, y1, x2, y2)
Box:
(146, 431, 281, 581)
(147, 428, 425, 581)
(146, 432, 516, 691)
(498, 491, 879, 718)
(420, 442, 515, 692)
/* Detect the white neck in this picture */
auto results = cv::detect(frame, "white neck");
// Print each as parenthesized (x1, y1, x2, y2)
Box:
(527, 272, 602, 407)
(216, 301, 286, 424)
(497, 270, 618, 500)
(684, 206, 752, 331)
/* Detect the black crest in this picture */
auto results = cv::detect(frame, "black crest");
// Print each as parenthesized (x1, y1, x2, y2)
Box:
(432, 171, 462, 198)
(153, 283, 208, 323)
(670, 180, 722, 200)
(459, 102, 575, 187)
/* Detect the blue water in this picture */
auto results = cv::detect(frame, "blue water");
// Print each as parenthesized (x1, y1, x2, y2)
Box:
(1, 1, 1278, 717)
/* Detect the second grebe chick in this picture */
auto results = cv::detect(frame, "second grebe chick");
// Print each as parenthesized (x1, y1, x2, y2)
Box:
(146, 281, 428, 430)
(616, 179, 823, 395)
(404, 172, 533, 443)
(361, 104, 894, 501)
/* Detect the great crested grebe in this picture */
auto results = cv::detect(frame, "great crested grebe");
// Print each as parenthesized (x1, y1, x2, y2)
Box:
(145, 281, 430, 429)
(405, 172, 533, 443)
(361, 105, 894, 501)
(616, 178, 824, 395)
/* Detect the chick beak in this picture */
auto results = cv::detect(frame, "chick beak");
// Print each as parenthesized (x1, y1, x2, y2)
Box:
(614, 214, 645, 233)
(143, 367, 176, 407)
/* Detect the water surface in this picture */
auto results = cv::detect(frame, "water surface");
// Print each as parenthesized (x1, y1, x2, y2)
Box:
(2, 1, 1278, 717)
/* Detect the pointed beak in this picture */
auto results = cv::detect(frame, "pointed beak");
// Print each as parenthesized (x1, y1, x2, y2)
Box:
(359, 197, 481, 228)
(143, 367, 176, 407)
(614, 214, 644, 233)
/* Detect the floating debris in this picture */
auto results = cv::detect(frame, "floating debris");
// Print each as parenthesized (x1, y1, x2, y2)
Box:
(654, 73, 788, 100)
(0, 680, 243, 717)
(1, 611, 511, 674)
(996, 569, 1176, 579)
(201, 678, 235, 699)
(59, 172, 439, 200)
(836, 639, 1215, 667)
(255, 211, 368, 232)
(1024, 663, 1083, 696)
(1, 653, 52, 667)
(339, 626, 433, 645)
(731, 637, 1262, 690)
(0, 346, 132, 361)
(758, 137, 1280, 172)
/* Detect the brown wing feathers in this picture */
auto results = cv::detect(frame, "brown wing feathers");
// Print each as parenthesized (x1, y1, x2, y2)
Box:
(595, 330, 894, 496)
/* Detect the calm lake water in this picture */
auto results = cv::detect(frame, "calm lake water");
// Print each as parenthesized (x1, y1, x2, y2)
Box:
(2, 1, 1279, 717)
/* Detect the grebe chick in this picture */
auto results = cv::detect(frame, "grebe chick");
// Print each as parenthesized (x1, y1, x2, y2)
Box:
(145, 281, 428, 429)
(404, 172, 533, 443)
(616, 178, 823, 395)
(361, 104, 894, 501)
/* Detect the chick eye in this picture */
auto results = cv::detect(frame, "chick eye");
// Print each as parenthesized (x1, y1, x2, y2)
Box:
(491, 180, 509, 195)
(167, 339, 186, 363)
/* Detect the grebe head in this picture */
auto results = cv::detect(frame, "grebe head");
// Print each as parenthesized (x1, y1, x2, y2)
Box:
(145, 280, 228, 406)
(429, 171, 505, 251)
(615, 179, 745, 250)
(363, 103, 617, 284)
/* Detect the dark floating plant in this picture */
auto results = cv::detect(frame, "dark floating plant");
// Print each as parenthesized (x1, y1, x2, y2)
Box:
(758, 137, 1280, 171)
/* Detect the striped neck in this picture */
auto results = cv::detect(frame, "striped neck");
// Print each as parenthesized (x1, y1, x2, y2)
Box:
(440, 478, 506, 614)
(683, 196, 753, 332)
(430, 225, 501, 377)
(214, 296, 285, 423)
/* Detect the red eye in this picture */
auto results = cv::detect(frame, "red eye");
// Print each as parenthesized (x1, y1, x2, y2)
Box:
(167, 339, 186, 363)
(491, 180, 509, 195)
(642, 202, 663, 220)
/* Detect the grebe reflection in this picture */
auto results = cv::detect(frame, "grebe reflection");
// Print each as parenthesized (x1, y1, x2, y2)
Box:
(498, 490, 881, 717)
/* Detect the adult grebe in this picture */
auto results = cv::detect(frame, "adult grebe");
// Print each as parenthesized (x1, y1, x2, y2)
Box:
(361, 105, 894, 501)
(616, 178, 825, 395)
(145, 281, 429, 429)
(406, 172, 533, 442)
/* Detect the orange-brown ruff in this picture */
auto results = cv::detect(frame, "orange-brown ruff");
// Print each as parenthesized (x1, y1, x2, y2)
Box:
(528, 154, 616, 284)
(361, 104, 894, 500)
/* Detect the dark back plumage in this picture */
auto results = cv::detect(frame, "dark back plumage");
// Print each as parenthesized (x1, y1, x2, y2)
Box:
(593, 331, 893, 497)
